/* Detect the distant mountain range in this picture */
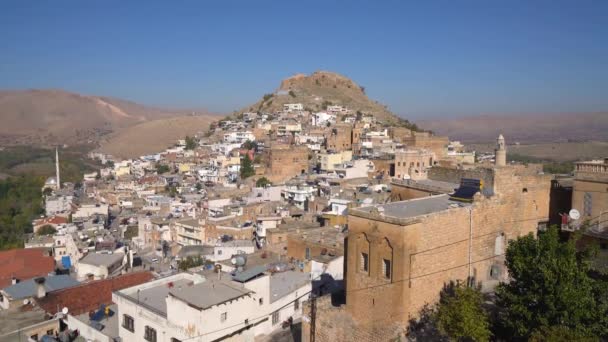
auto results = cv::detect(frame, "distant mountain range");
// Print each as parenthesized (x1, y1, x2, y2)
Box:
(418, 112, 608, 143)
(242, 71, 403, 124)
(0, 89, 216, 150)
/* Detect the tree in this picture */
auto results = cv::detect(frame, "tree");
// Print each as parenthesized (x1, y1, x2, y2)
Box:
(241, 140, 258, 151)
(185, 135, 197, 150)
(37, 225, 57, 236)
(178, 256, 205, 271)
(495, 227, 607, 340)
(156, 163, 170, 174)
(240, 154, 255, 179)
(289, 90, 296, 98)
(256, 177, 271, 188)
(435, 282, 491, 342)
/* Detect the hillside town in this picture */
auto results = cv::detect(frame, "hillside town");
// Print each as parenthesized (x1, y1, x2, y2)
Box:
(0, 96, 606, 342)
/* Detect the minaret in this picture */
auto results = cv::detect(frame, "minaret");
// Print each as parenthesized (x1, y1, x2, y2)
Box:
(495, 134, 506, 167)
(55, 147, 61, 189)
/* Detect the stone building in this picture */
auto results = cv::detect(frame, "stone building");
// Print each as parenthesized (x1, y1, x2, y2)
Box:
(394, 149, 434, 180)
(303, 164, 551, 341)
(572, 159, 608, 222)
(265, 144, 310, 183)
(325, 124, 353, 152)
(402, 132, 449, 160)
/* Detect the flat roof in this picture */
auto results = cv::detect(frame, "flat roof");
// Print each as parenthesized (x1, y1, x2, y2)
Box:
(74, 303, 119, 339)
(269, 271, 310, 303)
(169, 279, 251, 310)
(80, 252, 124, 267)
(129, 278, 193, 315)
(352, 194, 470, 221)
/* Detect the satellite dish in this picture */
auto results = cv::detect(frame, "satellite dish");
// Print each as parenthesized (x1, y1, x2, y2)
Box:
(23, 299, 29, 305)
(569, 209, 580, 220)
(62, 307, 69, 315)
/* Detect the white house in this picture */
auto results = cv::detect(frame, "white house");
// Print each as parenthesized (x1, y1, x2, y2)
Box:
(223, 131, 256, 144)
(113, 268, 311, 342)
(76, 252, 125, 281)
(311, 112, 336, 127)
(283, 103, 304, 112)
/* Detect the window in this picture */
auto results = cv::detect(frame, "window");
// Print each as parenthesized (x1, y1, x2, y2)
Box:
(584, 192, 592, 216)
(259, 298, 264, 305)
(494, 234, 505, 256)
(305, 247, 311, 260)
(272, 311, 280, 325)
(46, 329, 54, 336)
(360, 253, 369, 273)
(217, 250, 222, 255)
(31, 334, 38, 341)
(122, 314, 134, 332)
(294, 298, 300, 311)
(490, 264, 502, 280)
(221, 312, 227, 322)
(382, 259, 391, 279)
(144, 326, 157, 342)
(171, 338, 182, 342)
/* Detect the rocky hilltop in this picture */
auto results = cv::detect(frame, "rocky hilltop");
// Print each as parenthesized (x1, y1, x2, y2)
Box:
(243, 71, 403, 124)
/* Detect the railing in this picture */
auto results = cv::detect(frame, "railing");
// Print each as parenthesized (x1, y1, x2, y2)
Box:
(575, 162, 608, 173)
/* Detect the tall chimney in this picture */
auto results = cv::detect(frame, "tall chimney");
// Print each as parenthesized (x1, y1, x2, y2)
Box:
(34, 277, 46, 298)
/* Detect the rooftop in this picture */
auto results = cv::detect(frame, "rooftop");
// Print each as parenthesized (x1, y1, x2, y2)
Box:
(35, 271, 154, 316)
(351, 194, 470, 223)
(2, 275, 80, 300)
(130, 278, 194, 315)
(269, 271, 310, 303)
(0, 248, 55, 288)
(79, 252, 124, 267)
(169, 279, 252, 310)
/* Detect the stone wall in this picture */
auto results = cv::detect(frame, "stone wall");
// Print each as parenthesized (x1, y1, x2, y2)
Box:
(266, 145, 309, 183)
(302, 295, 405, 342)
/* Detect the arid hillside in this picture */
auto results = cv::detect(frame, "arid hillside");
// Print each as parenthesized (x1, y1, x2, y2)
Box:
(419, 112, 608, 144)
(0, 89, 212, 146)
(242, 71, 405, 125)
(97, 115, 220, 159)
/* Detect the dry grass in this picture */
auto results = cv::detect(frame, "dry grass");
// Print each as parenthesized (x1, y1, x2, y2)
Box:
(98, 115, 220, 159)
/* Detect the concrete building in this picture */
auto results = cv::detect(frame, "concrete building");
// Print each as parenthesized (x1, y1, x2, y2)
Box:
(325, 124, 353, 152)
(283, 103, 304, 112)
(319, 151, 353, 172)
(303, 164, 551, 341)
(45, 195, 73, 216)
(0, 275, 79, 310)
(113, 269, 311, 342)
(76, 252, 125, 281)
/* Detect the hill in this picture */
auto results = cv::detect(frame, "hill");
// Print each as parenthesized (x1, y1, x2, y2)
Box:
(0, 89, 212, 146)
(97, 115, 219, 159)
(242, 71, 407, 125)
(419, 112, 608, 143)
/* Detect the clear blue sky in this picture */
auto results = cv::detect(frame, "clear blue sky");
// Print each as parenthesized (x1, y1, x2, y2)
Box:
(1, 1, 607, 118)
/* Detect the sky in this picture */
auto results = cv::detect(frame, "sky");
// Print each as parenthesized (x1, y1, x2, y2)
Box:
(1, 1, 607, 118)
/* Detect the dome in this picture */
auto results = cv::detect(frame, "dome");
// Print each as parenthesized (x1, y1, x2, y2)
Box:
(45, 177, 57, 185)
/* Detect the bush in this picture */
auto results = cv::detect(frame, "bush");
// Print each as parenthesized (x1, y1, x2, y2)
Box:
(256, 177, 271, 187)
(289, 90, 296, 98)
(37, 225, 57, 236)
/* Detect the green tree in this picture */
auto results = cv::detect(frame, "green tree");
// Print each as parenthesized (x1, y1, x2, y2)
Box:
(289, 90, 296, 98)
(178, 256, 205, 271)
(184, 135, 197, 150)
(156, 163, 170, 174)
(0, 176, 44, 250)
(37, 224, 57, 236)
(241, 140, 258, 151)
(435, 282, 491, 342)
(256, 177, 271, 188)
(496, 227, 607, 340)
(240, 154, 255, 179)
